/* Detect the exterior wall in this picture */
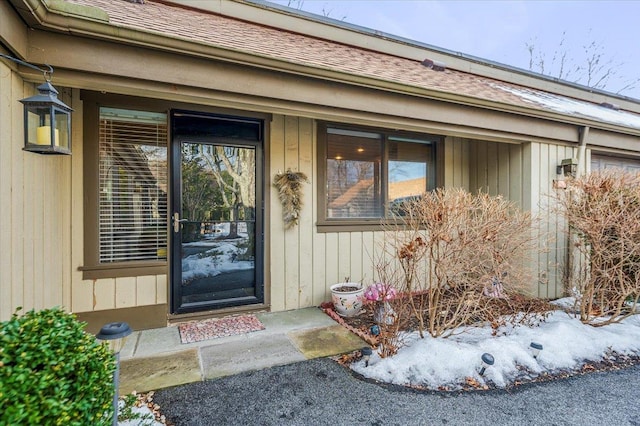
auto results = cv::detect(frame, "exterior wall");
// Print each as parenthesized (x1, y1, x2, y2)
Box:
(468, 140, 524, 207)
(452, 137, 573, 299)
(524, 142, 577, 299)
(0, 74, 582, 326)
(444, 136, 470, 190)
(268, 120, 478, 311)
(0, 63, 73, 321)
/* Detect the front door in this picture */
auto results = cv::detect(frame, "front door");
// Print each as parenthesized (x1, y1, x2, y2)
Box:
(170, 111, 264, 314)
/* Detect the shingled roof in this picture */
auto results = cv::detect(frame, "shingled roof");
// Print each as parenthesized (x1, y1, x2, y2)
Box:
(64, 0, 640, 131)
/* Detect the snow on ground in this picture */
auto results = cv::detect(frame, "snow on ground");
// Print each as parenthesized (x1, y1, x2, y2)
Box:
(118, 404, 163, 426)
(182, 235, 253, 282)
(351, 298, 640, 390)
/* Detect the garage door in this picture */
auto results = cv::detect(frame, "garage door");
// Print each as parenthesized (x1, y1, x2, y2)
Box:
(591, 154, 640, 172)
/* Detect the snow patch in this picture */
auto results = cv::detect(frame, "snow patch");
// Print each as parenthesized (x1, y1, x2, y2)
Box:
(491, 83, 640, 130)
(352, 310, 640, 390)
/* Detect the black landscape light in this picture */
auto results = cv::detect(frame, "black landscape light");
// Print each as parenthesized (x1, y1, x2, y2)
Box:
(361, 347, 373, 367)
(96, 322, 133, 426)
(530, 342, 543, 359)
(479, 352, 495, 376)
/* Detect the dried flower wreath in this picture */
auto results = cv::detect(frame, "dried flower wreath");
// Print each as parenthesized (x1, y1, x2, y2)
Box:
(273, 169, 309, 229)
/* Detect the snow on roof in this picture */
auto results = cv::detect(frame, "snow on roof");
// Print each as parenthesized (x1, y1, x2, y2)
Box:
(492, 83, 640, 131)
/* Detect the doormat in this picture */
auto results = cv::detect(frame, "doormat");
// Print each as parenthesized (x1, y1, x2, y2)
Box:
(178, 314, 265, 344)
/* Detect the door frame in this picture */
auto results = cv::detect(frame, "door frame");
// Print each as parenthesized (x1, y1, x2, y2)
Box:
(169, 110, 265, 315)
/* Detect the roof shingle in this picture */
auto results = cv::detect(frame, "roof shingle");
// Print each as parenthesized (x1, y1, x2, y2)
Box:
(64, 0, 640, 130)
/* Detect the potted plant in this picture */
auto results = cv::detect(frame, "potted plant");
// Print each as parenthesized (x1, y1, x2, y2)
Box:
(364, 282, 398, 325)
(330, 278, 365, 317)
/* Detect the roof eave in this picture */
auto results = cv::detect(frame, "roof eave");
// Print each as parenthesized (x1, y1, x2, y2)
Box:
(10, 0, 640, 137)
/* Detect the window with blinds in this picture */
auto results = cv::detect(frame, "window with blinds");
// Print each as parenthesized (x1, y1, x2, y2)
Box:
(99, 107, 168, 263)
(326, 128, 382, 218)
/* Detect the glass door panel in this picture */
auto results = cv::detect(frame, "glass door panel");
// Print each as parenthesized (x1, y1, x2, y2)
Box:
(171, 137, 263, 313)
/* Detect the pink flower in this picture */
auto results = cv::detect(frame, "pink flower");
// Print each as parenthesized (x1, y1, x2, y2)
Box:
(364, 283, 397, 302)
(364, 285, 379, 302)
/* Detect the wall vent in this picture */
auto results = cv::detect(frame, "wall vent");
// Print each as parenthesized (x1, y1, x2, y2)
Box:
(421, 59, 446, 71)
(599, 102, 620, 111)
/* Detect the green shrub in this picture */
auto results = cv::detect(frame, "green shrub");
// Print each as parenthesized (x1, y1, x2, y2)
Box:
(0, 307, 116, 426)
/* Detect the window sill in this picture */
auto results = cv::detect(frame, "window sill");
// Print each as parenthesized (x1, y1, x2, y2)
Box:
(316, 217, 418, 233)
(316, 219, 388, 233)
(79, 262, 168, 280)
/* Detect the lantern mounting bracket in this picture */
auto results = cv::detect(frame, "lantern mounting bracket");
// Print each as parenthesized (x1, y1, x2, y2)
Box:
(0, 53, 53, 81)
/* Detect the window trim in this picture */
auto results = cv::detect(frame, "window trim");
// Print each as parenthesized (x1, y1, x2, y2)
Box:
(81, 95, 169, 280)
(317, 122, 443, 232)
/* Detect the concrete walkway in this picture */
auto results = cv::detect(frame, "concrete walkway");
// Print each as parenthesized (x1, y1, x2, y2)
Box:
(118, 308, 365, 395)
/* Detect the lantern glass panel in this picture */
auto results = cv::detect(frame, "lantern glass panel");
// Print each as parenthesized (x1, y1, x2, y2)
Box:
(26, 107, 53, 146)
(55, 109, 70, 149)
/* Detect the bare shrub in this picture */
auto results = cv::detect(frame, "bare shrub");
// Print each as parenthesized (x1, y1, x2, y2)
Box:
(556, 170, 640, 325)
(381, 188, 538, 338)
(368, 260, 412, 357)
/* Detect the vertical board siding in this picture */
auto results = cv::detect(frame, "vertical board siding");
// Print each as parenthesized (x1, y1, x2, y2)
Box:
(0, 66, 70, 321)
(444, 137, 470, 190)
(0, 63, 14, 320)
(475, 139, 573, 299)
(269, 114, 286, 311)
(463, 138, 573, 298)
(521, 142, 575, 299)
(297, 117, 314, 308)
(468, 139, 523, 202)
(283, 116, 301, 309)
(1, 86, 578, 322)
(10, 75, 25, 314)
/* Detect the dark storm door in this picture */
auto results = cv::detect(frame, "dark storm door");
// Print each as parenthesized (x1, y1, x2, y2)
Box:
(170, 111, 264, 314)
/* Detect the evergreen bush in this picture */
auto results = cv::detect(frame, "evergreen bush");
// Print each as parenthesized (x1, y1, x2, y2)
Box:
(0, 307, 115, 425)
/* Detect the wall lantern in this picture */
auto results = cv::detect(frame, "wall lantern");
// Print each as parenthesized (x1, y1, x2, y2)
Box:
(556, 158, 578, 178)
(0, 53, 73, 155)
(96, 322, 132, 426)
(553, 158, 578, 189)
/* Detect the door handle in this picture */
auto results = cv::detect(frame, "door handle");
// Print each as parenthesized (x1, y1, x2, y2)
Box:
(173, 212, 188, 233)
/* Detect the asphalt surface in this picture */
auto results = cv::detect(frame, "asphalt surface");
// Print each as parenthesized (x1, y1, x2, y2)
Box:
(154, 358, 640, 426)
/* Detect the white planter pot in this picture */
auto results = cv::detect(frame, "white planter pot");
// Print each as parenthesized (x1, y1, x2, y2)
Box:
(330, 283, 364, 317)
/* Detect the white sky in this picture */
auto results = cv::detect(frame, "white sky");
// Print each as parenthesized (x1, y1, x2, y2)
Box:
(268, 1, 640, 101)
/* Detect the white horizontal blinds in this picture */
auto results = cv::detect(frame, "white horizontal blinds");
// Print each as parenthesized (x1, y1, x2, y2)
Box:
(99, 108, 168, 263)
(326, 128, 382, 218)
(387, 137, 435, 205)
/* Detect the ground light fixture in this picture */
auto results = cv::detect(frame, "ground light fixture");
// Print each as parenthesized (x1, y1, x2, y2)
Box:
(361, 347, 373, 367)
(0, 53, 73, 154)
(96, 322, 133, 426)
(530, 342, 544, 359)
(479, 352, 495, 376)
